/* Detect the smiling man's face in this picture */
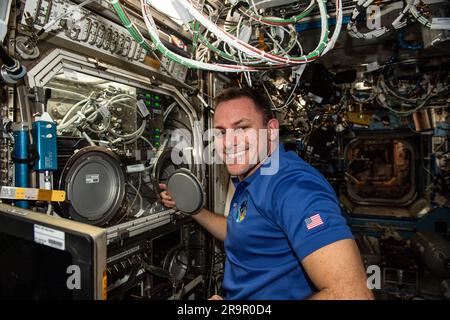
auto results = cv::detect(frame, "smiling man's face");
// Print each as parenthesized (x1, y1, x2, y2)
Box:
(214, 96, 276, 179)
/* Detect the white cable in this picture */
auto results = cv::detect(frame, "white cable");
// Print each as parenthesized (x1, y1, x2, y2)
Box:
(58, 98, 90, 126)
(128, 175, 143, 215)
(347, 0, 412, 39)
(139, 136, 155, 150)
(235, 14, 253, 86)
(139, 0, 330, 72)
(408, 0, 432, 29)
(323, 0, 342, 55)
(58, 93, 147, 143)
(142, 0, 261, 72)
(262, 82, 277, 110)
(264, 28, 285, 54)
(379, 74, 434, 104)
(169, 0, 329, 65)
(249, 0, 259, 14)
(171, 0, 279, 63)
(57, 105, 96, 130)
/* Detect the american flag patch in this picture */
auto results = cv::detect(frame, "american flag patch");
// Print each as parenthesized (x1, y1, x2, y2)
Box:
(305, 213, 324, 230)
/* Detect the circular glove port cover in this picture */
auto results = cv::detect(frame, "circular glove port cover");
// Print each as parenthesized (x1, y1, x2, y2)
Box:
(166, 168, 204, 215)
(58, 146, 126, 226)
(163, 247, 188, 282)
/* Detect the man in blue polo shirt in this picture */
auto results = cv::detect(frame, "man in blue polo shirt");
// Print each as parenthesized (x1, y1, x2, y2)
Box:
(160, 87, 373, 300)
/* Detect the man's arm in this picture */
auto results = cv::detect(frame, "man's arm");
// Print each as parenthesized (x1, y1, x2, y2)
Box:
(301, 239, 374, 300)
(192, 209, 227, 242)
(159, 184, 227, 241)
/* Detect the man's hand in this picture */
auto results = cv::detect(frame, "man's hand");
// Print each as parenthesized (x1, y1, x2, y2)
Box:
(302, 239, 374, 300)
(208, 295, 224, 300)
(159, 183, 176, 208)
(159, 184, 227, 241)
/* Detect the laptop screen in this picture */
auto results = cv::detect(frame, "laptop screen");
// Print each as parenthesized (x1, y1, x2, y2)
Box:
(0, 204, 106, 300)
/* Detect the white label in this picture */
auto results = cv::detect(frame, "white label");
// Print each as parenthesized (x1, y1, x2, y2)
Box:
(126, 164, 145, 173)
(137, 100, 150, 118)
(1, 187, 38, 200)
(423, 0, 447, 4)
(366, 61, 379, 72)
(0, 186, 17, 199)
(86, 174, 100, 184)
(431, 18, 450, 30)
(34, 224, 65, 251)
(24, 188, 38, 200)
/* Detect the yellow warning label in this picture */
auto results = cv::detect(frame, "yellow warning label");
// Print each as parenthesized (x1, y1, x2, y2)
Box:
(37, 190, 66, 202)
(15, 188, 25, 199)
(102, 271, 108, 300)
(0, 187, 65, 202)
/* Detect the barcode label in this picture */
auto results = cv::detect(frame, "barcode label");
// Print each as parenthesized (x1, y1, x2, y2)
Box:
(86, 174, 100, 184)
(431, 18, 450, 30)
(48, 239, 63, 248)
(34, 224, 65, 251)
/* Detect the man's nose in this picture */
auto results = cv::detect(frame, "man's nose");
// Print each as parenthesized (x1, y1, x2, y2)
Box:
(223, 132, 243, 150)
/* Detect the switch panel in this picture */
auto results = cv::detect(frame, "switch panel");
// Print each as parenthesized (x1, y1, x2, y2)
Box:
(22, 0, 147, 64)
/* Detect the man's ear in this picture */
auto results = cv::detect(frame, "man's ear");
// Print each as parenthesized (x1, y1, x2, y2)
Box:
(267, 118, 280, 142)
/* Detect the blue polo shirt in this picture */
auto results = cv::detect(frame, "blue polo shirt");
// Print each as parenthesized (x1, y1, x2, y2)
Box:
(222, 144, 354, 300)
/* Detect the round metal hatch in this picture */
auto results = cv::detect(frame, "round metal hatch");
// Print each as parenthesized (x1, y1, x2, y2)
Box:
(166, 168, 204, 215)
(153, 147, 188, 184)
(163, 247, 188, 282)
(58, 146, 126, 226)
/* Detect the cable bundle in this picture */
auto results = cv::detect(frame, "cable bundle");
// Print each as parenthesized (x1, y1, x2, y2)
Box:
(108, 0, 344, 72)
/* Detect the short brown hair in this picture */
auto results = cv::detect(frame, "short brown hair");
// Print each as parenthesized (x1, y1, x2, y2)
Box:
(214, 87, 274, 125)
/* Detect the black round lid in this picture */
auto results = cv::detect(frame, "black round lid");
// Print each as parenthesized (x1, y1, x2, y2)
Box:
(59, 147, 126, 226)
